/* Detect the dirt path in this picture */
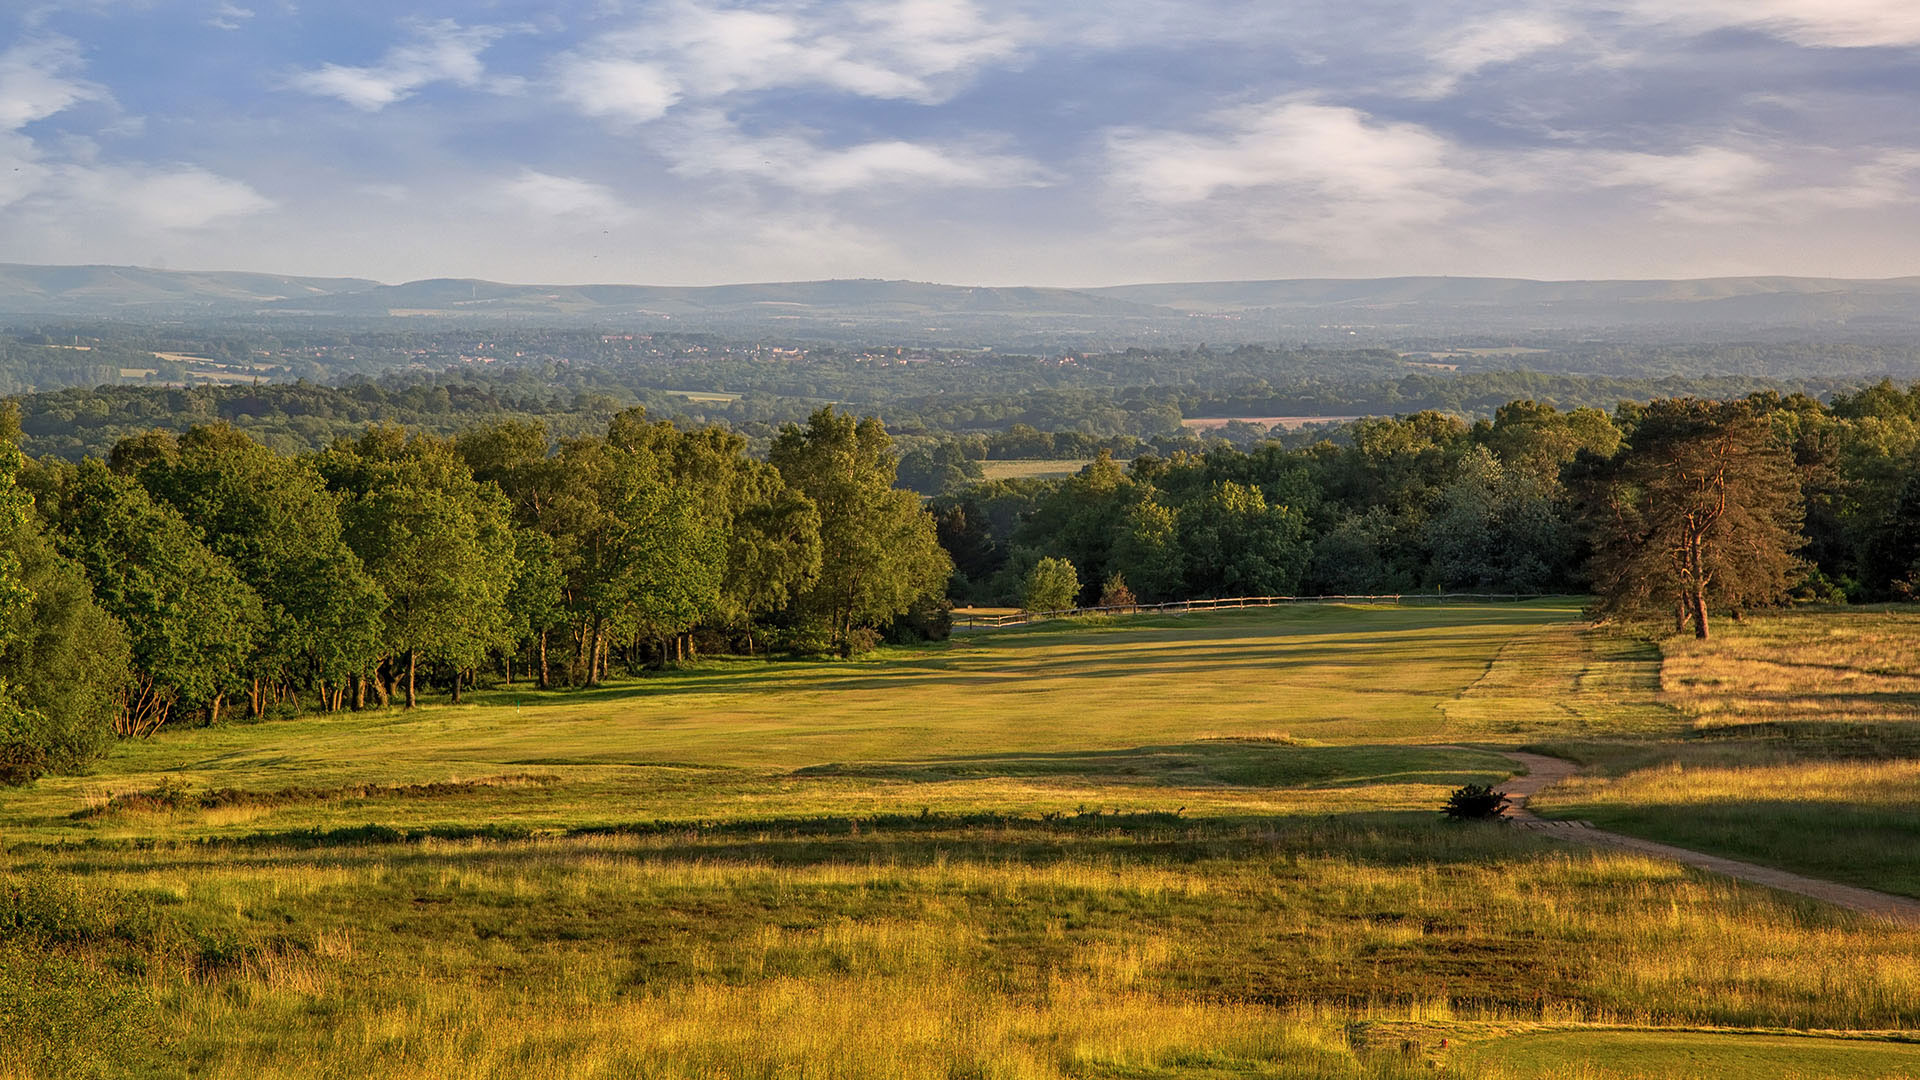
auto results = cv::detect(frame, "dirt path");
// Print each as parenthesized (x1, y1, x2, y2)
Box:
(1476, 748, 1920, 926)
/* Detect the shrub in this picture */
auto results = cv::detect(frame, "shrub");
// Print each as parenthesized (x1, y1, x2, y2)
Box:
(1442, 783, 1508, 820)
(1022, 557, 1080, 614)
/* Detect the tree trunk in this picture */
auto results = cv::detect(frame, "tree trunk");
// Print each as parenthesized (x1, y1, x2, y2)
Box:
(405, 650, 418, 709)
(451, 668, 462, 705)
(351, 673, 364, 711)
(249, 678, 264, 719)
(537, 630, 550, 689)
(1675, 599, 1688, 633)
(208, 693, 224, 725)
(1690, 588, 1711, 640)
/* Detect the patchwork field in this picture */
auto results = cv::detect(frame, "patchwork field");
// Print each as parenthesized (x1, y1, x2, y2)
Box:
(6, 601, 1920, 1079)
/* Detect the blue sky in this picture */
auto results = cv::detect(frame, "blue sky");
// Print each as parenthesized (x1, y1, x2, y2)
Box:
(3, 0, 1918, 285)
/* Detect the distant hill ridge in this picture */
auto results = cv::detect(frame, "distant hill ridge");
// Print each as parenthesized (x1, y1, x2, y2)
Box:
(4, 263, 1919, 334)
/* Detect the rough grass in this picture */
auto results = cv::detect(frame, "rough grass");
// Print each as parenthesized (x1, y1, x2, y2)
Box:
(1535, 607, 1920, 899)
(8, 601, 1920, 1078)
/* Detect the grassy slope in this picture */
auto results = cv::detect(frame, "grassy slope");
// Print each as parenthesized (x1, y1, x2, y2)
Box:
(8, 601, 1920, 1079)
(1535, 608, 1920, 898)
(3, 603, 1575, 844)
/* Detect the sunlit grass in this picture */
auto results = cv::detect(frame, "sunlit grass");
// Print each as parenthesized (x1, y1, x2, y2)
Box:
(10, 601, 1920, 1078)
(1535, 606, 1920, 898)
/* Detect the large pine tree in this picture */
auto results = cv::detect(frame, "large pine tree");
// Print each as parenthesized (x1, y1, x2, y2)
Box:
(1581, 399, 1805, 638)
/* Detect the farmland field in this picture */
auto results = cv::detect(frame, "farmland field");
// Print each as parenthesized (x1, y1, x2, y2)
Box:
(7, 602, 1920, 1079)
(978, 458, 1095, 481)
(1177, 415, 1366, 431)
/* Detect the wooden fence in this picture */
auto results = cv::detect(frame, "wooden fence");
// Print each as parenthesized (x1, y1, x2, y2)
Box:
(956, 593, 1553, 629)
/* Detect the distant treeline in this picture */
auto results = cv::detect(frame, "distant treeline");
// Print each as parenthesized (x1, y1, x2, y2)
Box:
(0, 406, 949, 784)
(1, 356, 1876, 464)
(933, 382, 1920, 612)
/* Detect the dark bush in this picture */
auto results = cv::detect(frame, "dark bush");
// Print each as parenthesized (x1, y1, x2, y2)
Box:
(1442, 783, 1508, 820)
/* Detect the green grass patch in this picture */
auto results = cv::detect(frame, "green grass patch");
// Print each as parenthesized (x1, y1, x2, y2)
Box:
(1467, 1029, 1920, 1079)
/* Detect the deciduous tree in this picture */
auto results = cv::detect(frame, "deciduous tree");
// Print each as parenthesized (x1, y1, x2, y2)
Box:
(771, 408, 951, 656)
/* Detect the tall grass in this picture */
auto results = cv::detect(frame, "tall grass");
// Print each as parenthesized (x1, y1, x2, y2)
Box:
(8, 603, 1920, 1077)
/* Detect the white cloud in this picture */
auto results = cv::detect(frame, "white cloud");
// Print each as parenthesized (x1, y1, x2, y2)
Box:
(0, 38, 101, 132)
(0, 36, 272, 235)
(207, 3, 254, 31)
(1414, 12, 1579, 98)
(1580, 146, 1772, 198)
(496, 170, 633, 222)
(1101, 96, 1920, 266)
(0, 132, 50, 209)
(556, 58, 679, 123)
(67, 165, 274, 230)
(1108, 99, 1466, 211)
(1613, 0, 1920, 48)
(554, 0, 1027, 125)
(289, 20, 505, 111)
(663, 111, 1049, 194)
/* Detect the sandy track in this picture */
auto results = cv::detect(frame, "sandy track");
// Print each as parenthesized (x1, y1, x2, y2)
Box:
(1466, 748, 1920, 925)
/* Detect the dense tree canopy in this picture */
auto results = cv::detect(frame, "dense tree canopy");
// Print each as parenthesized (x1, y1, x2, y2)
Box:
(40, 460, 261, 733)
(772, 409, 951, 656)
(2, 377, 1918, 786)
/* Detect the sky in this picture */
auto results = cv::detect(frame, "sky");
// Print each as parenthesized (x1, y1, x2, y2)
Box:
(2, 0, 1918, 286)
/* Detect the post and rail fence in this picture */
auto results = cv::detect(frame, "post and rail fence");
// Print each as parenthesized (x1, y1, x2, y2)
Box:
(956, 593, 1555, 629)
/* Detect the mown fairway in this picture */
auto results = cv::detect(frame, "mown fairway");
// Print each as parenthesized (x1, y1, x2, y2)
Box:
(6, 601, 1920, 1079)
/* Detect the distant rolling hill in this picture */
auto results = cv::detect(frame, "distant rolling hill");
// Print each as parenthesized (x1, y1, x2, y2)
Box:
(4, 263, 1920, 341)
(1088, 276, 1920, 327)
(0, 264, 380, 312)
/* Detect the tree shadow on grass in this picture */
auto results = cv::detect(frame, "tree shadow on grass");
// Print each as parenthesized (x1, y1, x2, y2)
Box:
(791, 742, 1512, 790)
(473, 631, 1516, 703)
(36, 804, 1556, 877)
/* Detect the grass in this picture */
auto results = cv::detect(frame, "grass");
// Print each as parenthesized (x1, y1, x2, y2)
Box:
(1533, 608, 1920, 898)
(1465, 1030, 1920, 1079)
(9, 600, 1920, 1078)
